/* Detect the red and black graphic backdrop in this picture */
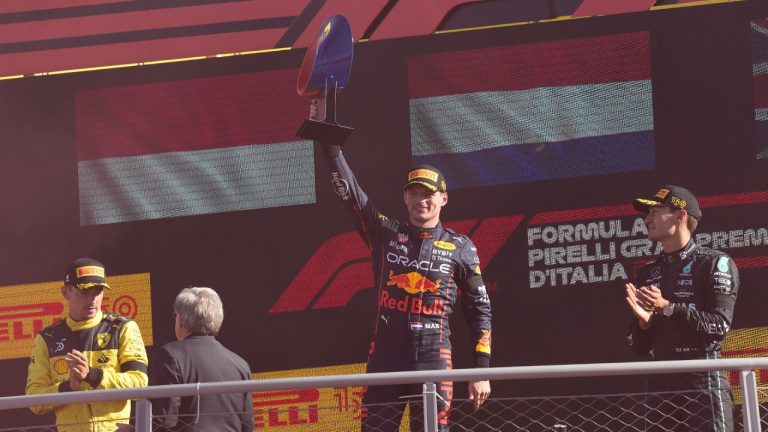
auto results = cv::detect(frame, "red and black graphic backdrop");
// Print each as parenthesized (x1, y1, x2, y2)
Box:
(0, 1, 767, 428)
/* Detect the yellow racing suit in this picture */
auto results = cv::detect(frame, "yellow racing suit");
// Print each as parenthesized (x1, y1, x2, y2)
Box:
(26, 311, 148, 432)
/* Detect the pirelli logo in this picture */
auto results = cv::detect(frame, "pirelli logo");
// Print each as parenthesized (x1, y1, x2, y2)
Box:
(75, 265, 105, 278)
(722, 326, 768, 404)
(251, 363, 372, 430)
(408, 169, 438, 182)
(0, 273, 154, 361)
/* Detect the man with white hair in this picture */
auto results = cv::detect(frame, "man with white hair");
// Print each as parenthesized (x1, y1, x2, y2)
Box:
(150, 287, 253, 432)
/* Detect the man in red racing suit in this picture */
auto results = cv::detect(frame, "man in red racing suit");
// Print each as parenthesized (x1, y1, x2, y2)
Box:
(318, 140, 492, 432)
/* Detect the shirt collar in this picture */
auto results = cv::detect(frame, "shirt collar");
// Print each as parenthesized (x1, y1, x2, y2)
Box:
(66, 311, 104, 331)
(661, 239, 697, 264)
(407, 221, 442, 239)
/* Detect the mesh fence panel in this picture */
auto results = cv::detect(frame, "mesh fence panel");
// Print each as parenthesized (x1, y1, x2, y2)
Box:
(360, 401, 413, 431)
(2, 387, 767, 431)
(152, 410, 253, 431)
(763, 386, 768, 427)
(450, 390, 764, 432)
(155, 404, 406, 431)
(450, 394, 653, 431)
(0, 415, 132, 432)
(734, 385, 768, 431)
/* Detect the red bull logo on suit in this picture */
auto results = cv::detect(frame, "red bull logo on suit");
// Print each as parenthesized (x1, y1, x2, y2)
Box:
(381, 270, 446, 315)
(386, 270, 441, 294)
(379, 291, 446, 315)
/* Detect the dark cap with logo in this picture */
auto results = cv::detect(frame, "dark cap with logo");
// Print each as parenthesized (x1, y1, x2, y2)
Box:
(64, 257, 112, 290)
(404, 164, 447, 193)
(633, 185, 702, 220)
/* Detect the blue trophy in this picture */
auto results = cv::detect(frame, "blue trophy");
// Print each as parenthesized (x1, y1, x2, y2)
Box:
(296, 15, 354, 143)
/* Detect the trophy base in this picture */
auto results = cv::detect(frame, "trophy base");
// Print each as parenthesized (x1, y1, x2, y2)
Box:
(297, 119, 354, 144)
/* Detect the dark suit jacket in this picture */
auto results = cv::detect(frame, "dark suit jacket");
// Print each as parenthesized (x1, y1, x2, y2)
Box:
(150, 334, 254, 431)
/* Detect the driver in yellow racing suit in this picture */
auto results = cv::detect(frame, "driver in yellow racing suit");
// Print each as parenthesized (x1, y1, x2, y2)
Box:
(26, 257, 148, 432)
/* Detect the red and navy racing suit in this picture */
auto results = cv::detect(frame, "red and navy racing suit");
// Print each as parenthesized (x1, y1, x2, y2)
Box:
(322, 148, 492, 431)
(627, 240, 739, 432)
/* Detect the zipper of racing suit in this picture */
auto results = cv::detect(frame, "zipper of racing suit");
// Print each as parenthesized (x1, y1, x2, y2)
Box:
(412, 225, 438, 362)
(85, 324, 95, 432)
(405, 224, 421, 362)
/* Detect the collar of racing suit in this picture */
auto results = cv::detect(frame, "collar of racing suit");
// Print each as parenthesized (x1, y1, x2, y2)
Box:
(661, 239, 697, 264)
(405, 221, 442, 239)
(66, 310, 104, 330)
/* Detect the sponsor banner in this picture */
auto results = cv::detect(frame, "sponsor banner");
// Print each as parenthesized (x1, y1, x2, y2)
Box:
(271, 189, 768, 317)
(75, 69, 315, 226)
(407, 32, 654, 188)
(722, 327, 768, 404)
(527, 212, 641, 288)
(251, 363, 383, 430)
(269, 216, 522, 313)
(526, 191, 768, 288)
(753, 19, 768, 159)
(0, 273, 153, 361)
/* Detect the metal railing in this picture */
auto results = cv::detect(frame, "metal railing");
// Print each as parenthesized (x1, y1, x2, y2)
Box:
(1, 358, 766, 431)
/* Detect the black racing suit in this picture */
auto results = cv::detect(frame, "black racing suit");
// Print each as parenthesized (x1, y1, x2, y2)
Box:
(628, 240, 739, 432)
(323, 148, 492, 431)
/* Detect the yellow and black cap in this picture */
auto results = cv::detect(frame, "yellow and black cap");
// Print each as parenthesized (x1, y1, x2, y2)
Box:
(64, 257, 112, 290)
(633, 185, 702, 220)
(404, 164, 447, 193)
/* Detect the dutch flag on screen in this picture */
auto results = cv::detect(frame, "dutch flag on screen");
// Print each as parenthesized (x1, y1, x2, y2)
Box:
(753, 18, 768, 160)
(75, 69, 315, 226)
(407, 32, 656, 189)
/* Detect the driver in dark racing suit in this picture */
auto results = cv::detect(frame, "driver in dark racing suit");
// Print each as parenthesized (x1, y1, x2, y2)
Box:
(316, 140, 492, 431)
(625, 185, 738, 432)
